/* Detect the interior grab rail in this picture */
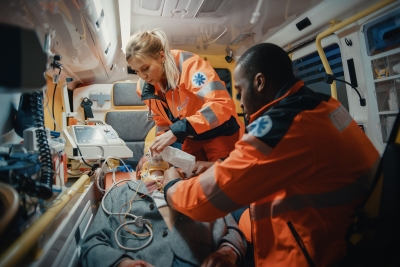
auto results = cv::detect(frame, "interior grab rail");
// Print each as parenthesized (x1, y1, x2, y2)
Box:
(316, 0, 396, 99)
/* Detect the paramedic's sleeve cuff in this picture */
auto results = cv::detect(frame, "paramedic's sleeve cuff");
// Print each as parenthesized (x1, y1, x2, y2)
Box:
(219, 242, 241, 265)
(164, 178, 181, 204)
(169, 118, 196, 143)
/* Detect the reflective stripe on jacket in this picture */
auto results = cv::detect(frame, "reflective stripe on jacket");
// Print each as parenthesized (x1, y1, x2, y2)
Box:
(166, 80, 380, 266)
(137, 50, 242, 142)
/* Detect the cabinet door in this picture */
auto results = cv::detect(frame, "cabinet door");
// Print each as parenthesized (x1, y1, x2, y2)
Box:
(365, 7, 400, 146)
(374, 79, 399, 112)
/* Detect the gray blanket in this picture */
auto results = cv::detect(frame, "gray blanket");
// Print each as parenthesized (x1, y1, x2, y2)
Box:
(80, 180, 246, 267)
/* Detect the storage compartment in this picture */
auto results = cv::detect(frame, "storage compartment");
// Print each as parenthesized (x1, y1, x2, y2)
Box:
(374, 80, 400, 111)
(371, 52, 400, 79)
(378, 114, 397, 143)
(365, 8, 400, 56)
(365, 7, 400, 145)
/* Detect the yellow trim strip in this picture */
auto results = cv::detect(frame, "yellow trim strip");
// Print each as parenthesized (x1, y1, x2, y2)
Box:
(0, 175, 90, 267)
(144, 126, 156, 154)
(316, 0, 396, 99)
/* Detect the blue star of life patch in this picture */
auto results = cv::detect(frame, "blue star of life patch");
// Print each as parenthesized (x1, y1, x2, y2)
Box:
(247, 115, 273, 137)
(192, 72, 207, 87)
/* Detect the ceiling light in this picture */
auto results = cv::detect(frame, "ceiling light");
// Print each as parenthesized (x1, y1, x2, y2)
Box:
(195, 0, 237, 18)
(200, 0, 224, 13)
(229, 32, 255, 46)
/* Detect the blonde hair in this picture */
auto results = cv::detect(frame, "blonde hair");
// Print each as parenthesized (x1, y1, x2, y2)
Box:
(125, 28, 180, 89)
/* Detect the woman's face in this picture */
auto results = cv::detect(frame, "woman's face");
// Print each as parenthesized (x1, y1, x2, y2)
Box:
(128, 53, 164, 85)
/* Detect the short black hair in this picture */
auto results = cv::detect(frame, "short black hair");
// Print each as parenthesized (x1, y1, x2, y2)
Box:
(237, 43, 295, 85)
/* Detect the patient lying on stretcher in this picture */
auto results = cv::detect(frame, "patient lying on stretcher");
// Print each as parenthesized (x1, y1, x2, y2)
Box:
(80, 153, 246, 267)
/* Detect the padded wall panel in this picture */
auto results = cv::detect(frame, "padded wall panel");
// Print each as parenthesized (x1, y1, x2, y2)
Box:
(113, 83, 144, 106)
(105, 111, 154, 141)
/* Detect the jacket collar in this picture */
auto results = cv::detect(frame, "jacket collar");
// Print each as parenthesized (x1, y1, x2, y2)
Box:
(141, 83, 174, 101)
(248, 79, 304, 124)
(163, 83, 173, 93)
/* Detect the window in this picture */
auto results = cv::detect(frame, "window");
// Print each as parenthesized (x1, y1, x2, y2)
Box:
(292, 43, 349, 111)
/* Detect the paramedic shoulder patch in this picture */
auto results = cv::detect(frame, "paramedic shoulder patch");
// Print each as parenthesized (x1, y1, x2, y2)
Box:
(329, 105, 352, 132)
(192, 72, 207, 87)
(247, 115, 273, 137)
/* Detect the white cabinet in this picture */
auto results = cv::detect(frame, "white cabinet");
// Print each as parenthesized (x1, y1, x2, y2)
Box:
(370, 48, 400, 143)
(364, 7, 400, 145)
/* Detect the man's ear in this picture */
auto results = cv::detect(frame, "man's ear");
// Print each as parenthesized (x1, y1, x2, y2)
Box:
(254, 73, 266, 93)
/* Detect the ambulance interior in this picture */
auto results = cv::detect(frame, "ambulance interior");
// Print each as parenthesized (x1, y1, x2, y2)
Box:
(0, 0, 400, 266)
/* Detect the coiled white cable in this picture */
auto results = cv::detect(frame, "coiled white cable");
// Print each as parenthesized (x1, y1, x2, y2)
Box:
(114, 218, 154, 251)
(101, 178, 154, 251)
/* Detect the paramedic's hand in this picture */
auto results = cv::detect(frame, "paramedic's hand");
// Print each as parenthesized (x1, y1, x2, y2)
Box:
(191, 160, 222, 177)
(118, 259, 155, 267)
(201, 245, 237, 267)
(150, 130, 177, 155)
(164, 166, 184, 184)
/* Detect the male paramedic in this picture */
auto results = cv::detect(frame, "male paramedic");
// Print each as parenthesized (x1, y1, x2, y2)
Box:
(163, 43, 380, 266)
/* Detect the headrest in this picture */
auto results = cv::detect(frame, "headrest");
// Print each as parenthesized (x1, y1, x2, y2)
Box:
(113, 83, 145, 106)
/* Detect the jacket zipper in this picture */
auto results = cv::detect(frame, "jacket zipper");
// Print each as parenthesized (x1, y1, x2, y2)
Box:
(287, 221, 316, 267)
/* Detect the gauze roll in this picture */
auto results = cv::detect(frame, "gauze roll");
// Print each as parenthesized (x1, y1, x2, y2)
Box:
(160, 146, 195, 176)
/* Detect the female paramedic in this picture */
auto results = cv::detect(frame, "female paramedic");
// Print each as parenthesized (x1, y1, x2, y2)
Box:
(125, 28, 243, 161)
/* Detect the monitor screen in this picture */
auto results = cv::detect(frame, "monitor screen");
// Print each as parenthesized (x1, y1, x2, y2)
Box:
(73, 126, 107, 145)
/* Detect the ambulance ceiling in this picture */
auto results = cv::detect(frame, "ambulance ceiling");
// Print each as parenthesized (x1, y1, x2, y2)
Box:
(0, 0, 383, 85)
(0, 0, 380, 57)
(123, 0, 326, 55)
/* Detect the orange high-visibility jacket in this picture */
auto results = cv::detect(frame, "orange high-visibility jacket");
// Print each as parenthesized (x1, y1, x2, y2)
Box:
(137, 50, 241, 142)
(165, 80, 380, 266)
